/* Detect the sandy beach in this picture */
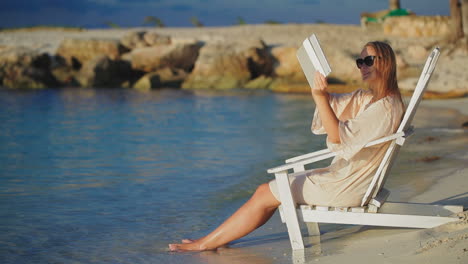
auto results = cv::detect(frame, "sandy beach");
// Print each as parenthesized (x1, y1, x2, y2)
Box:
(1, 24, 467, 263)
(196, 97, 467, 264)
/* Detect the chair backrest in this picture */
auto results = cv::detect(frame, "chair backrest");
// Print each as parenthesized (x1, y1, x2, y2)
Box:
(360, 47, 441, 206)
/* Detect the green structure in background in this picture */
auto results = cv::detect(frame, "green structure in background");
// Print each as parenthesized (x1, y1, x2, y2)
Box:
(361, 8, 414, 26)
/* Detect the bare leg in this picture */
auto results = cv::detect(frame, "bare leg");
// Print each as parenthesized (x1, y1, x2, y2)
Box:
(169, 183, 280, 251)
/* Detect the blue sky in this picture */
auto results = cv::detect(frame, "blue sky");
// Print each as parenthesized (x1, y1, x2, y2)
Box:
(1, 0, 449, 28)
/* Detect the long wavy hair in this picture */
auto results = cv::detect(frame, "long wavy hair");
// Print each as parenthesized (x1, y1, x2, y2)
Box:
(364, 41, 402, 103)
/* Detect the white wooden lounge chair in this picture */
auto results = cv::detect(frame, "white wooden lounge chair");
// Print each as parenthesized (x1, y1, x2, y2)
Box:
(267, 47, 464, 250)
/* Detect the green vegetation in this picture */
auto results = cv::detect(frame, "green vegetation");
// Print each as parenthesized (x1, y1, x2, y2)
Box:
(190, 16, 204, 27)
(104, 21, 120, 28)
(143, 16, 165, 27)
(236, 16, 247, 25)
(264, 20, 282, 25)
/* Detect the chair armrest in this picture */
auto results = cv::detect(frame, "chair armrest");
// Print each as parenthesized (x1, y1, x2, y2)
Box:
(267, 151, 336, 174)
(267, 128, 412, 175)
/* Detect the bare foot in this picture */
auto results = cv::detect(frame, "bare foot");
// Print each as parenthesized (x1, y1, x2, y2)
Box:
(168, 242, 210, 252)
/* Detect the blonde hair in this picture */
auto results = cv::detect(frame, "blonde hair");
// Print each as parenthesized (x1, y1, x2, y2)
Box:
(364, 41, 402, 103)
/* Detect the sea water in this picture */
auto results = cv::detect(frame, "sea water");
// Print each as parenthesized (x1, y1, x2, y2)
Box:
(0, 88, 327, 263)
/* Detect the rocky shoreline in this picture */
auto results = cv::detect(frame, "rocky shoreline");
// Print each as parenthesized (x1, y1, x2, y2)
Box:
(0, 24, 467, 97)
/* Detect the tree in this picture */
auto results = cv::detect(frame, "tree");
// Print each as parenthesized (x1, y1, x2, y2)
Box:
(463, 0, 468, 36)
(389, 0, 401, 10)
(143, 16, 165, 27)
(104, 21, 120, 28)
(190, 16, 204, 27)
(449, 0, 464, 41)
(236, 16, 247, 25)
(264, 20, 282, 25)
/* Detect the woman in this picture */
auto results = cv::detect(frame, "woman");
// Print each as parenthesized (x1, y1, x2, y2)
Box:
(169, 41, 404, 252)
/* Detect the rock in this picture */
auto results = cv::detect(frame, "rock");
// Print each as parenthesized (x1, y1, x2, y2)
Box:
(424, 56, 468, 95)
(75, 55, 133, 88)
(171, 37, 199, 45)
(182, 39, 273, 89)
(56, 38, 129, 67)
(133, 67, 187, 90)
(0, 46, 58, 89)
(120, 31, 147, 50)
(383, 16, 451, 37)
(50, 55, 80, 87)
(326, 49, 361, 84)
(133, 72, 161, 90)
(245, 75, 274, 89)
(143, 32, 171, 46)
(120, 31, 172, 50)
(399, 54, 468, 97)
(125, 42, 201, 73)
(269, 78, 310, 93)
(395, 53, 409, 69)
(398, 77, 418, 91)
(271, 46, 305, 81)
(408, 45, 428, 60)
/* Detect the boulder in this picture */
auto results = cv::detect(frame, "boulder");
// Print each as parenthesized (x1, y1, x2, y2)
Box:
(399, 55, 468, 96)
(120, 31, 148, 50)
(383, 16, 451, 37)
(245, 75, 274, 89)
(121, 31, 172, 50)
(269, 79, 311, 93)
(56, 38, 128, 68)
(271, 46, 306, 82)
(0, 47, 58, 89)
(407, 45, 428, 60)
(133, 67, 187, 90)
(143, 32, 171, 46)
(326, 49, 362, 84)
(50, 55, 80, 87)
(271, 45, 361, 88)
(75, 55, 133, 88)
(133, 72, 161, 90)
(182, 39, 273, 89)
(125, 42, 201, 73)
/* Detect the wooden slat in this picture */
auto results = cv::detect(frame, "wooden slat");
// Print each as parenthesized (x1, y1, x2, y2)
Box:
(306, 222, 321, 236)
(351, 207, 366, 213)
(275, 171, 305, 250)
(369, 188, 390, 208)
(379, 202, 463, 216)
(298, 208, 459, 228)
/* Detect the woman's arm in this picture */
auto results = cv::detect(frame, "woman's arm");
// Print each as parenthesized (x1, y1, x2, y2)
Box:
(312, 71, 341, 143)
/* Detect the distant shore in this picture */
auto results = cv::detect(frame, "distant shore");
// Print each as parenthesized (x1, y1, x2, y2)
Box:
(0, 24, 467, 96)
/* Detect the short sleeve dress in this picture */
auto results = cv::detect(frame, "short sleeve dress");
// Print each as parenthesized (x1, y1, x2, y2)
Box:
(269, 89, 404, 207)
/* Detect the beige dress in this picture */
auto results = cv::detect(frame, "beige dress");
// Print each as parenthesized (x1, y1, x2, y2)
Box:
(269, 89, 404, 207)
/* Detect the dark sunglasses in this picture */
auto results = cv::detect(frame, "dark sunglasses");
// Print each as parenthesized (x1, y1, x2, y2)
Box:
(356, 56, 378, 69)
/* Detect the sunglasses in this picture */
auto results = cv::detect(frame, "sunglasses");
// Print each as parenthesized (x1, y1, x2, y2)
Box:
(356, 56, 378, 69)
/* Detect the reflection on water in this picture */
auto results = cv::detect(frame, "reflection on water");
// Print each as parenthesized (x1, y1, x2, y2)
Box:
(0, 88, 326, 263)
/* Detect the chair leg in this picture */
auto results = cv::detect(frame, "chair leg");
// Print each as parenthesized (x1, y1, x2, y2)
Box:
(275, 171, 305, 250)
(306, 222, 320, 236)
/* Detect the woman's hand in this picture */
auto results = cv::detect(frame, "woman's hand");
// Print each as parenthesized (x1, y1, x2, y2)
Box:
(312, 71, 328, 96)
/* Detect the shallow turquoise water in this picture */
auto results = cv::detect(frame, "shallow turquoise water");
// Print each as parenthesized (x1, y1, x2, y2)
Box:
(0, 88, 326, 263)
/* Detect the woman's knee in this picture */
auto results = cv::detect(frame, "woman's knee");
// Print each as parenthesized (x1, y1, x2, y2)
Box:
(253, 183, 280, 206)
